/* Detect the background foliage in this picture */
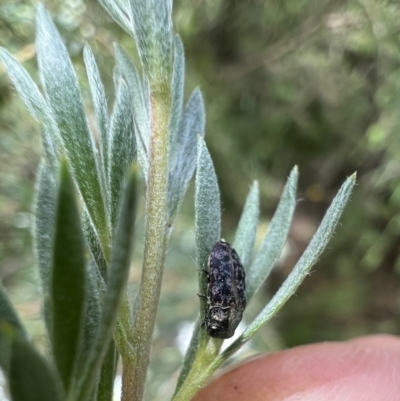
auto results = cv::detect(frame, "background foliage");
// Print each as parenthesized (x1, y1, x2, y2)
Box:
(1, 0, 400, 399)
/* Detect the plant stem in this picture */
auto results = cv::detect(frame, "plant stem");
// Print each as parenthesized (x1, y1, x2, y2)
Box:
(121, 356, 135, 401)
(172, 338, 222, 401)
(122, 82, 171, 401)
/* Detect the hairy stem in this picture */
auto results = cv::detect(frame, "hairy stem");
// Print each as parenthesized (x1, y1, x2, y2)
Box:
(122, 83, 171, 401)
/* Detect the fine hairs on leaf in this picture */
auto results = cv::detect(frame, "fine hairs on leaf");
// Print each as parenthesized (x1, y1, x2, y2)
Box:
(83, 46, 110, 182)
(34, 161, 57, 338)
(82, 209, 108, 281)
(128, 0, 173, 83)
(51, 160, 86, 394)
(245, 166, 298, 301)
(220, 173, 356, 361)
(108, 77, 136, 230)
(75, 167, 137, 401)
(36, 5, 110, 260)
(0, 49, 58, 168)
(195, 136, 221, 307)
(97, 0, 133, 36)
(74, 260, 102, 382)
(168, 88, 206, 221)
(169, 35, 185, 147)
(114, 43, 150, 181)
(233, 181, 260, 269)
(34, 161, 57, 298)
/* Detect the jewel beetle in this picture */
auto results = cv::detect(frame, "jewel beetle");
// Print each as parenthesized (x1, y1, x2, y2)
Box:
(204, 239, 246, 339)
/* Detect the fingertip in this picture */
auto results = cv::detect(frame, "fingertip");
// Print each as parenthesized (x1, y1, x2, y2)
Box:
(346, 334, 400, 353)
(193, 335, 400, 401)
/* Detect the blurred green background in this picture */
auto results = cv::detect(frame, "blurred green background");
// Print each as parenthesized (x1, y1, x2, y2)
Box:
(1, 0, 400, 399)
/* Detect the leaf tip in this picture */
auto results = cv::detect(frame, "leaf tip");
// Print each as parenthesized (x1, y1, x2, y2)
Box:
(192, 87, 204, 103)
(174, 33, 183, 47)
(250, 180, 259, 195)
(288, 166, 299, 188)
(291, 165, 299, 177)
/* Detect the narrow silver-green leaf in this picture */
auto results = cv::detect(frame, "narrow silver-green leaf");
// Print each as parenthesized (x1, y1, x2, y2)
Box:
(34, 161, 57, 297)
(169, 35, 185, 144)
(76, 167, 137, 401)
(82, 210, 108, 281)
(34, 162, 57, 339)
(97, 0, 133, 36)
(195, 137, 221, 313)
(168, 89, 205, 221)
(0, 330, 63, 401)
(0, 48, 58, 167)
(51, 160, 86, 393)
(233, 181, 260, 269)
(0, 285, 26, 338)
(84, 46, 110, 181)
(109, 78, 136, 229)
(220, 173, 356, 361)
(36, 5, 110, 258)
(74, 261, 102, 381)
(246, 167, 298, 301)
(0, 48, 50, 124)
(128, 0, 173, 83)
(114, 44, 149, 180)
